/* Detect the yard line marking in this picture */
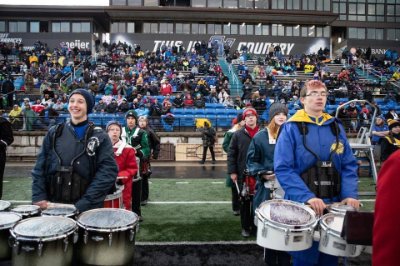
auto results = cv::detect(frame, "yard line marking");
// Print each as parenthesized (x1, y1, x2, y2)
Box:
(136, 241, 257, 246)
(359, 199, 376, 202)
(148, 201, 231, 204)
(211, 181, 224, 184)
(176, 182, 189, 184)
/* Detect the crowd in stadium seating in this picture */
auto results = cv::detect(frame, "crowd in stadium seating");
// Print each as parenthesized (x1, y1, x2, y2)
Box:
(1, 39, 399, 132)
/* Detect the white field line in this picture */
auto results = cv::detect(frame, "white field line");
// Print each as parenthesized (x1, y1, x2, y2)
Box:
(6, 199, 376, 204)
(136, 241, 256, 245)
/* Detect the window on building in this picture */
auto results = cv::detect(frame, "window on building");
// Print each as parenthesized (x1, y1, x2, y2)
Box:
(224, 0, 238, 8)
(0, 21, 5, 32)
(72, 22, 90, 33)
(192, 23, 206, 34)
(52, 22, 70, 33)
(127, 0, 141, 6)
(367, 28, 384, 39)
(239, 0, 254, 8)
(387, 28, 400, 41)
(271, 24, 284, 36)
(30, 21, 40, 33)
(348, 27, 365, 39)
(192, 0, 206, 7)
(271, 0, 284, 9)
(303, 0, 316, 10)
(176, 23, 190, 34)
(231, 23, 239, 34)
(9, 21, 27, 33)
(316, 0, 330, 11)
(111, 22, 126, 33)
(112, 0, 127, 5)
(143, 22, 158, 33)
(209, 0, 222, 8)
(287, 0, 300, 10)
(144, 0, 158, 6)
(333, 1, 347, 20)
(127, 22, 135, 33)
(255, 24, 268, 35)
(159, 23, 173, 34)
(176, 0, 190, 7)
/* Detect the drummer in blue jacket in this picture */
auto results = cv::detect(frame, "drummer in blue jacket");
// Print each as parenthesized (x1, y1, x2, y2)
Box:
(274, 80, 360, 266)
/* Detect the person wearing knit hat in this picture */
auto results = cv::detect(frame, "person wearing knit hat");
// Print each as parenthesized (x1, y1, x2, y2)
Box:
(227, 105, 260, 237)
(381, 119, 400, 162)
(121, 110, 150, 220)
(371, 115, 389, 161)
(107, 120, 138, 211)
(246, 102, 290, 266)
(31, 88, 118, 213)
(69, 88, 94, 114)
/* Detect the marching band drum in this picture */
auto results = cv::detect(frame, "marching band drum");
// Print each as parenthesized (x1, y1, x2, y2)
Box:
(11, 205, 41, 218)
(0, 212, 22, 260)
(0, 200, 11, 211)
(255, 199, 365, 258)
(75, 208, 139, 265)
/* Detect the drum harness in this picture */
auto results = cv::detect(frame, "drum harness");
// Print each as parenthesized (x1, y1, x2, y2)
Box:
(296, 121, 341, 201)
(49, 122, 97, 204)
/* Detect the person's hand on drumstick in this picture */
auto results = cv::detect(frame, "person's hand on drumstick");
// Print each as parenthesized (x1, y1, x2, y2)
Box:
(341, 197, 360, 210)
(230, 173, 238, 182)
(33, 200, 49, 210)
(307, 198, 326, 216)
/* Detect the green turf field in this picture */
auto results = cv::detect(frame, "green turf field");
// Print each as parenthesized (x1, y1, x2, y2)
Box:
(2, 176, 376, 242)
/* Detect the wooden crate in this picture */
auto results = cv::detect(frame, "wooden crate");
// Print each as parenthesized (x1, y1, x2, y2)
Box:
(175, 143, 227, 161)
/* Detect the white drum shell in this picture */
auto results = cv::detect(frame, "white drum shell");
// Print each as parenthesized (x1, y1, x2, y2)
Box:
(255, 199, 317, 251)
(318, 213, 363, 257)
(10, 216, 77, 266)
(76, 208, 139, 265)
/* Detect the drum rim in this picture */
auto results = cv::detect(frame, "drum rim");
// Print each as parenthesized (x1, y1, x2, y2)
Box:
(320, 212, 344, 238)
(11, 204, 41, 215)
(10, 216, 77, 242)
(41, 205, 77, 217)
(77, 208, 139, 232)
(0, 212, 22, 229)
(0, 200, 11, 211)
(256, 199, 317, 229)
(329, 203, 356, 214)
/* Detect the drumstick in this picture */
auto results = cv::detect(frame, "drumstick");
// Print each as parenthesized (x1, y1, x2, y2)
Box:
(234, 180, 240, 194)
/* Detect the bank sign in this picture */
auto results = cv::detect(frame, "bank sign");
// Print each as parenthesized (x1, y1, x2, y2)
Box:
(111, 34, 329, 56)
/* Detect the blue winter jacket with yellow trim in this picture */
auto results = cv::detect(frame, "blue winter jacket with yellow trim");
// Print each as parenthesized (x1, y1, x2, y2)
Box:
(274, 109, 358, 204)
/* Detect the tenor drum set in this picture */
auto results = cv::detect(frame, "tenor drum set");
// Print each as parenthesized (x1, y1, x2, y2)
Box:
(255, 199, 366, 258)
(0, 197, 139, 266)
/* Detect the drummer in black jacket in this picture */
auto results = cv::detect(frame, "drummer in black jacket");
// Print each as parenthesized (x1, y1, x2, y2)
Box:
(0, 114, 14, 199)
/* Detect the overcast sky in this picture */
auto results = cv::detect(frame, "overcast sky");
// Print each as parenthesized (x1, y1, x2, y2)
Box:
(0, 0, 108, 6)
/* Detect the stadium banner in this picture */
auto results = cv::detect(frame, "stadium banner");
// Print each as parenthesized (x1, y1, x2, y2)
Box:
(0, 33, 93, 51)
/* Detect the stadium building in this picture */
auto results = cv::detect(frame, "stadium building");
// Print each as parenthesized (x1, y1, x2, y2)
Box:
(0, 0, 399, 57)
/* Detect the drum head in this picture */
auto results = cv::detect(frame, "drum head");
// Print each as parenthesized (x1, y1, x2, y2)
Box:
(77, 208, 138, 232)
(0, 200, 11, 211)
(259, 199, 316, 227)
(0, 212, 22, 229)
(321, 213, 344, 234)
(11, 216, 76, 241)
(42, 204, 77, 217)
(11, 205, 40, 215)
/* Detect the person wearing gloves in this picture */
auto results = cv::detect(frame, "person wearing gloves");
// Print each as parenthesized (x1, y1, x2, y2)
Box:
(121, 110, 150, 219)
(246, 103, 290, 265)
(106, 120, 138, 210)
(274, 80, 359, 266)
(32, 88, 118, 213)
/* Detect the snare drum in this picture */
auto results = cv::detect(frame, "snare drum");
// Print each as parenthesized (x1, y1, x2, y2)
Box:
(103, 186, 123, 208)
(318, 213, 363, 257)
(41, 204, 77, 218)
(11, 205, 40, 218)
(76, 208, 139, 265)
(0, 212, 22, 260)
(9, 216, 77, 266)
(0, 200, 11, 211)
(255, 199, 318, 251)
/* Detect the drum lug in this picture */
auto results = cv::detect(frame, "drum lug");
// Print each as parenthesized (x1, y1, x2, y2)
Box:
(129, 229, 135, 242)
(63, 237, 69, 253)
(108, 233, 113, 246)
(262, 224, 268, 238)
(322, 233, 329, 247)
(284, 229, 290, 246)
(73, 230, 79, 244)
(84, 230, 88, 244)
(91, 235, 104, 242)
(37, 242, 43, 257)
(350, 244, 356, 255)
(13, 240, 21, 255)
